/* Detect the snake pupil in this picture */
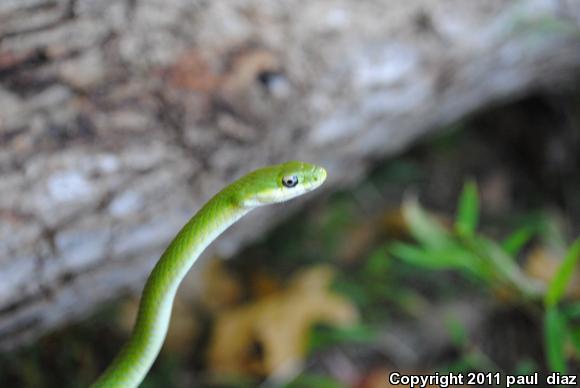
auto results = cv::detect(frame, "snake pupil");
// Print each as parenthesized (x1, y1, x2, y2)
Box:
(282, 175, 298, 188)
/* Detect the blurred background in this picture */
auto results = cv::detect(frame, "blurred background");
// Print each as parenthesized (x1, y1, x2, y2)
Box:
(1, 1, 580, 387)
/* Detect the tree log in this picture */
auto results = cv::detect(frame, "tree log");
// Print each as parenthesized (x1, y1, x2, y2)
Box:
(1, 0, 580, 349)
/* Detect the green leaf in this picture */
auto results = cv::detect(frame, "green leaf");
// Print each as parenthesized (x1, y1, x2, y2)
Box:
(390, 242, 487, 280)
(544, 305, 568, 373)
(473, 237, 543, 298)
(455, 180, 479, 238)
(403, 199, 449, 248)
(545, 239, 580, 307)
(390, 243, 451, 269)
(501, 226, 535, 256)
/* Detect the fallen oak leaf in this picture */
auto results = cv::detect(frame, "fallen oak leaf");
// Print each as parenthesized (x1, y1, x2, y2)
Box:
(208, 265, 358, 376)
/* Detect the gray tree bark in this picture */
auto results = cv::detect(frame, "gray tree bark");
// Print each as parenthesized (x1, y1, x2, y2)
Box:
(1, 0, 580, 349)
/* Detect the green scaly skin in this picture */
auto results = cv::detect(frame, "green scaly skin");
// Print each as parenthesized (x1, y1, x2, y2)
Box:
(92, 161, 327, 387)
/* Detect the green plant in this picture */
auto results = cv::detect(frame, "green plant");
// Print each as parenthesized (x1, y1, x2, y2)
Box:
(390, 183, 542, 298)
(391, 182, 580, 373)
(543, 240, 580, 373)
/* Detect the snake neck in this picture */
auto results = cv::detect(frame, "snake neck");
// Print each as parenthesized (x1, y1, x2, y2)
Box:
(92, 194, 249, 388)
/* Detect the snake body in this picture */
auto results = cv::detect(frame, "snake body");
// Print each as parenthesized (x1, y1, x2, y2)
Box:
(92, 161, 327, 387)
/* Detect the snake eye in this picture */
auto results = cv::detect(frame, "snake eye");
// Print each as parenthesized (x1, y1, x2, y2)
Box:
(282, 175, 299, 188)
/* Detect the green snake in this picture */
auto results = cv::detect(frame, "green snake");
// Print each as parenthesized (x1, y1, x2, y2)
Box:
(92, 161, 327, 387)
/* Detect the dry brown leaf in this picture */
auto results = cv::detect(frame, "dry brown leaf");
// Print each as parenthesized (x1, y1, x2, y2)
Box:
(208, 265, 358, 376)
(248, 269, 283, 299)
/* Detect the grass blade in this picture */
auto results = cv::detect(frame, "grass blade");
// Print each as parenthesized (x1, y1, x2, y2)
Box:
(544, 305, 568, 373)
(545, 239, 580, 307)
(455, 181, 479, 238)
(403, 199, 449, 248)
(501, 226, 535, 256)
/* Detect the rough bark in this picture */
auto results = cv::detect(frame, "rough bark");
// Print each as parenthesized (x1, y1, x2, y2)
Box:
(1, 0, 580, 349)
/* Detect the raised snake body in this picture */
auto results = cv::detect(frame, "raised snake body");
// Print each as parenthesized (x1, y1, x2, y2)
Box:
(92, 161, 327, 387)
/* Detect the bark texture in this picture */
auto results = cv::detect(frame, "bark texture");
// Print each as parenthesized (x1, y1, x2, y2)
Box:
(1, 0, 580, 349)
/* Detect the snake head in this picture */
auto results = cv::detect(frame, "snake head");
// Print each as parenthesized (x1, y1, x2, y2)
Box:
(237, 161, 327, 208)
